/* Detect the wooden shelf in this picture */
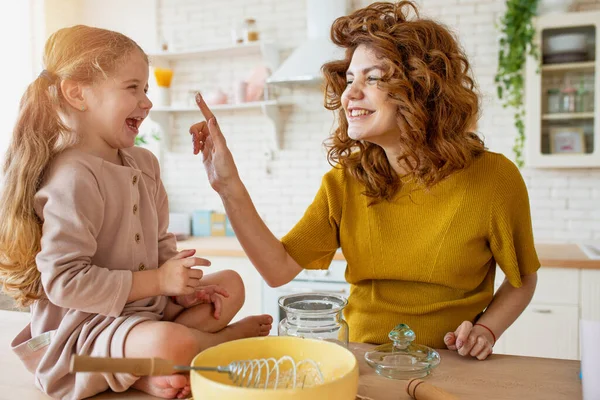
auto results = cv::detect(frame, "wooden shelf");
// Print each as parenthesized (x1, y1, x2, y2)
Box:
(149, 101, 292, 150)
(542, 112, 594, 121)
(542, 61, 595, 72)
(151, 100, 283, 113)
(145, 40, 287, 158)
(148, 41, 280, 72)
(149, 41, 269, 60)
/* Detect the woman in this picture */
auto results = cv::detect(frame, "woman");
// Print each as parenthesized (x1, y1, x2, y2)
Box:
(190, 1, 539, 360)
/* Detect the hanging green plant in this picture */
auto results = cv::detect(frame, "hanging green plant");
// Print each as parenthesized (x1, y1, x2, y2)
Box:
(495, 0, 540, 168)
(134, 132, 161, 146)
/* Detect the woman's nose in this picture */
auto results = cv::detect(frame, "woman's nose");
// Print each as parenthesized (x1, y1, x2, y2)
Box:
(345, 81, 364, 100)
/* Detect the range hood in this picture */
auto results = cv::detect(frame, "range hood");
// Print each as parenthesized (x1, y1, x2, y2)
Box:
(267, 0, 348, 84)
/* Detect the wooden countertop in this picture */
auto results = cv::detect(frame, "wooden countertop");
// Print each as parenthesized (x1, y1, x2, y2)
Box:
(0, 310, 581, 400)
(177, 237, 600, 270)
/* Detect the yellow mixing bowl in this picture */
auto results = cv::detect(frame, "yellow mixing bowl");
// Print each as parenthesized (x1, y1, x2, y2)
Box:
(190, 336, 359, 399)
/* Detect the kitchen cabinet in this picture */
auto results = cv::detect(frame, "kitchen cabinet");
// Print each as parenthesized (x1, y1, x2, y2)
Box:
(525, 10, 600, 167)
(494, 267, 600, 360)
(199, 256, 263, 323)
(499, 304, 580, 360)
(581, 269, 600, 321)
(144, 41, 289, 158)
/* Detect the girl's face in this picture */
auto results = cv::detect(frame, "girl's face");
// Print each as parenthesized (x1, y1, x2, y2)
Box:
(341, 45, 401, 147)
(82, 50, 152, 150)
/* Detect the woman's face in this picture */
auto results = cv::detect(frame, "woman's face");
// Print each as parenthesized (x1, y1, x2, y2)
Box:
(341, 45, 400, 146)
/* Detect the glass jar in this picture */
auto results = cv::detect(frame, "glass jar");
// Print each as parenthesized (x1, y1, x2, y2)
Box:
(278, 293, 349, 348)
(561, 86, 577, 113)
(547, 88, 561, 113)
(243, 18, 259, 43)
(576, 82, 595, 113)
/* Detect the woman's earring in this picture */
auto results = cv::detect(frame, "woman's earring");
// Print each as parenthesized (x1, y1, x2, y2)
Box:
(80, 105, 86, 111)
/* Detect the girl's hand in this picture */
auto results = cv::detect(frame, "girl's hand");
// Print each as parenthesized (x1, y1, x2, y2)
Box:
(157, 249, 210, 296)
(444, 321, 495, 361)
(189, 92, 241, 194)
(174, 285, 230, 319)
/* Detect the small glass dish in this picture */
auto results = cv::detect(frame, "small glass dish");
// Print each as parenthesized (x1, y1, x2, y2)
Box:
(364, 324, 440, 379)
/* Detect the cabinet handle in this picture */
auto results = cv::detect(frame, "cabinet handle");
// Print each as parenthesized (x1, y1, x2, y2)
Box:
(532, 309, 552, 314)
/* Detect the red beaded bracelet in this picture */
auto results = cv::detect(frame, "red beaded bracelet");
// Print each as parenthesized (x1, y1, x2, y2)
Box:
(474, 323, 496, 344)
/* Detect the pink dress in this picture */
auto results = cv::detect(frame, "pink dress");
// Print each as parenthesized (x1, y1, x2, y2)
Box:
(11, 147, 178, 399)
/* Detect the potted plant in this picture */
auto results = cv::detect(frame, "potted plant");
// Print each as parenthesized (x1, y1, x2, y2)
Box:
(496, 0, 575, 167)
(495, 0, 540, 168)
(135, 119, 162, 162)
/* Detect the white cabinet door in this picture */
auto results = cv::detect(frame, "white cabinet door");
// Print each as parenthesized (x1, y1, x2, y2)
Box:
(581, 269, 600, 321)
(494, 267, 579, 305)
(201, 256, 263, 322)
(502, 304, 580, 360)
(493, 267, 581, 359)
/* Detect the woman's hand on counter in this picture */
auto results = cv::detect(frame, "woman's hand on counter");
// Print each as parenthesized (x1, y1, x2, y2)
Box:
(444, 321, 495, 360)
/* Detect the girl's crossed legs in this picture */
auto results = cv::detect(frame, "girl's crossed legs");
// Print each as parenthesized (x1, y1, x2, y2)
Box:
(124, 270, 273, 398)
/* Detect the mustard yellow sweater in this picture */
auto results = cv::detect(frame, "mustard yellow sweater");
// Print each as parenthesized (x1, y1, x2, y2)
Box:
(281, 152, 540, 348)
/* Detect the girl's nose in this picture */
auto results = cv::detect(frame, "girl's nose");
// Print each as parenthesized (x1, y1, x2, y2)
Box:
(140, 95, 153, 110)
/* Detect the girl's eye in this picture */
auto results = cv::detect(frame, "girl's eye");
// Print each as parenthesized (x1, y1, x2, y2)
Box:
(346, 80, 353, 86)
(128, 85, 138, 90)
(367, 76, 380, 83)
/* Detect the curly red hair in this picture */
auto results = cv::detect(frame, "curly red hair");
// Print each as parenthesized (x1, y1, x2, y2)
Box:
(322, 1, 485, 202)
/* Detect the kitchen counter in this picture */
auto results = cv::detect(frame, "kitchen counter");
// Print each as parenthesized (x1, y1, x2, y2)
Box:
(0, 310, 581, 399)
(177, 236, 600, 270)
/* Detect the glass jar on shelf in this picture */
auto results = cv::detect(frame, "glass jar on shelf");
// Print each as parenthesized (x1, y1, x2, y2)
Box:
(547, 88, 561, 113)
(561, 84, 577, 113)
(243, 18, 259, 43)
(278, 292, 349, 348)
(576, 80, 595, 113)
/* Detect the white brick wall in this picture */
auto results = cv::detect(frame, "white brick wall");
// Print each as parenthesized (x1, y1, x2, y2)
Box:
(155, 0, 600, 242)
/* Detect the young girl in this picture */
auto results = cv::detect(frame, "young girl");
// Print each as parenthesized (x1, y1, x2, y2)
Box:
(0, 25, 272, 400)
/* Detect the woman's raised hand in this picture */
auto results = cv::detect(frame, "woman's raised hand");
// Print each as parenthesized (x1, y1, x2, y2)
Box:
(189, 92, 240, 194)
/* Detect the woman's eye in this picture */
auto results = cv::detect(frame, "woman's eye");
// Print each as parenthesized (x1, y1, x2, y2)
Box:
(128, 85, 138, 90)
(367, 76, 380, 83)
(346, 80, 353, 86)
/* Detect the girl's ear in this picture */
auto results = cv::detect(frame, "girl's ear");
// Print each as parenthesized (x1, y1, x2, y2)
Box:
(60, 79, 87, 111)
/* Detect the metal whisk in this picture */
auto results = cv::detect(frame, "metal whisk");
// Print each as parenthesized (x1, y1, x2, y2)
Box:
(176, 355, 324, 389)
(71, 355, 324, 390)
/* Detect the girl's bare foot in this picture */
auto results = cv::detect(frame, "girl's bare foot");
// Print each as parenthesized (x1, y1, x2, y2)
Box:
(227, 314, 273, 339)
(132, 374, 191, 399)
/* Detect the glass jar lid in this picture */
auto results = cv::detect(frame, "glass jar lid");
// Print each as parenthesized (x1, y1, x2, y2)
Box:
(278, 292, 347, 316)
(364, 324, 440, 379)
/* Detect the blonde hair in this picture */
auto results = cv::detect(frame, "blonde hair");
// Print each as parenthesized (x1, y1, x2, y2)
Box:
(0, 25, 147, 307)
